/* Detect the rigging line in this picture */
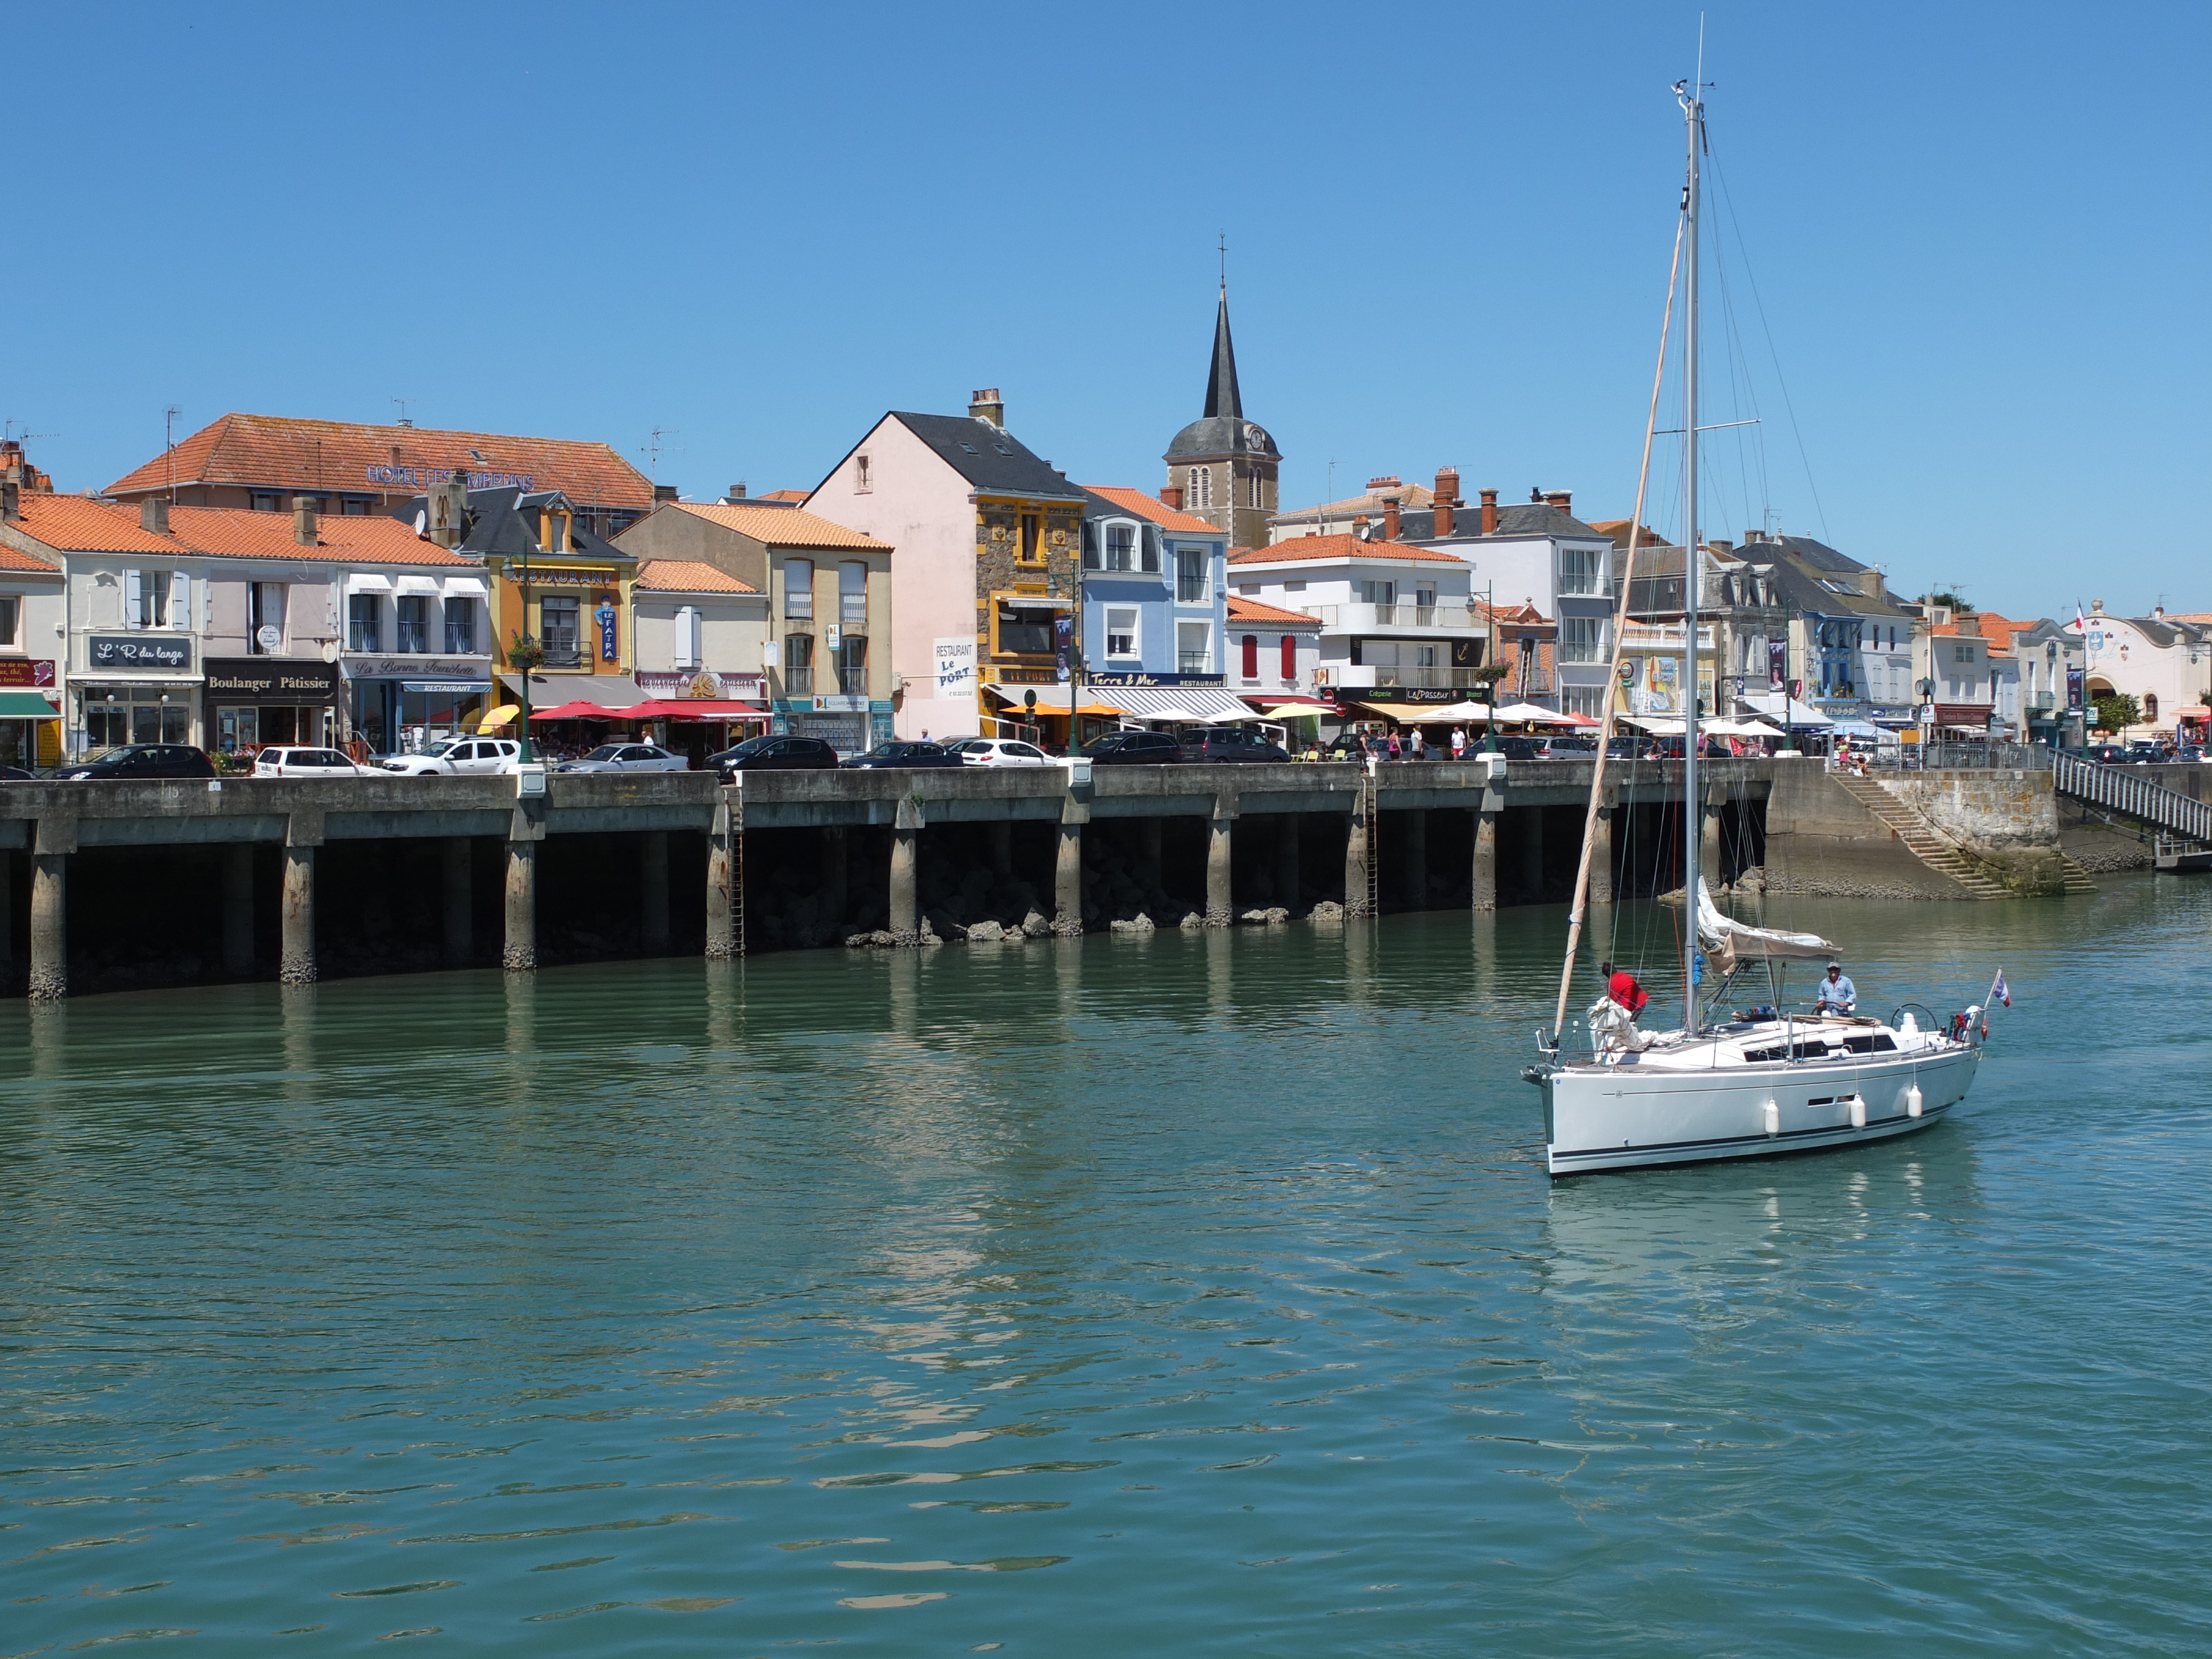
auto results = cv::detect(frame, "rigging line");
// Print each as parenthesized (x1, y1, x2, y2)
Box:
(1705, 135, 1832, 544)
(1704, 214, 1766, 551)
(1552, 206, 1687, 1038)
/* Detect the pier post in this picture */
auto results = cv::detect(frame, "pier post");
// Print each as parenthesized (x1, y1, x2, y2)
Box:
(1517, 808, 1545, 901)
(503, 842, 538, 970)
(1054, 823, 1084, 934)
(280, 847, 316, 985)
(889, 797, 921, 946)
(1401, 808, 1428, 910)
(223, 843, 254, 976)
(822, 825, 849, 928)
(280, 810, 321, 986)
(1275, 815, 1300, 911)
(1590, 804, 1615, 906)
(706, 794, 735, 960)
(640, 831, 670, 955)
(1206, 801, 1234, 926)
(28, 816, 70, 1001)
(442, 837, 472, 966)
(1472, 797, 1500, 912)
(1344, 797, 1371, 917)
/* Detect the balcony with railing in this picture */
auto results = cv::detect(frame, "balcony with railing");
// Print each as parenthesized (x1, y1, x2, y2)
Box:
(1306, 602, 1484, 633)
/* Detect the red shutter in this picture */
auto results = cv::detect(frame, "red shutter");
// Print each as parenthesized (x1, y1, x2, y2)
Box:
(1280, 634, 1296, 679)
(1241, 634, 1259, 677)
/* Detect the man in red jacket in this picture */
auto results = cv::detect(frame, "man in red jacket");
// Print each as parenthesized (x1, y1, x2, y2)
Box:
(1601, 960, 1649, 1018)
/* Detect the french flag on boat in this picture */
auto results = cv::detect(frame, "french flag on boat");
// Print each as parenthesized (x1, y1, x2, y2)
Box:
(1991, 969, 2011, 1008)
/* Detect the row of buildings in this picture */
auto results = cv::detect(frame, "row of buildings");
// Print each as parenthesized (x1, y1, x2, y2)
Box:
(0, 289, 2199, 763)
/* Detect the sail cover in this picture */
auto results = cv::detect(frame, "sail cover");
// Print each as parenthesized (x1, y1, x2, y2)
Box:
(1696, 880, 1835, 975)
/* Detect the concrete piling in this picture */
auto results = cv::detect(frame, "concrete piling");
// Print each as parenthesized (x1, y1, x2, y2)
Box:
(1054, 823, 1084, 934)
(1344, 801, 1371, 917)
(1206, 812, 1234, 926)
(1473, 804, 1499, 912)
(503, 841, 537, 971)
(280, 846, 316, 985)
(29, 851, 66, 1002)
(706, 796, 735, 960)
(889, 827, 919, 945)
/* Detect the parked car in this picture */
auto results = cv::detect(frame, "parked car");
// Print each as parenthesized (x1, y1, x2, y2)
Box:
(843, 740, 965, 770)
(1081, 729, 1183, 766)
(0, 765, 34, 781)
(53, 744, 217, 781)
(1178, 726, 1291, 764)
(380, 737, 524, 777)
(252, 746, 377, 778)
(1491, 735, 1551, 760)
(951, 737, 1056, 768)
(2081, 744, 2130, 765)
(2122, 742, 2170, 765)
(556, 742, 689, 774)
(708, 734, 842, 776)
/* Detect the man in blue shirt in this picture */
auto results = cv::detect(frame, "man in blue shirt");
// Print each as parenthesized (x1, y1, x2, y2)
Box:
(1814, 961, 1858, 1014)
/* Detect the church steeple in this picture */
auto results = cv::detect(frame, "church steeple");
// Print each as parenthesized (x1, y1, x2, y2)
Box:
(1203, 285, 1243, 421)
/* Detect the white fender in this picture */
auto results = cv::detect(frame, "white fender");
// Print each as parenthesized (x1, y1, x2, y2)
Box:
(1849, 1094, 1867, 1129)
(1906, 1083, 1923, 1119)
(1762, 1099, 1779, 1136)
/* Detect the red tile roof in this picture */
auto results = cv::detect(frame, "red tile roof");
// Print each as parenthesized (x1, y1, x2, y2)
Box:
(1230, 533, 1467, 566)
(755, 489, 809, 503)
(106, 413, 655, 509)
(1081, 485, 1219, 535)
(635, 560, 760, 594)
(664, 500, 891, 550)
(165, 504, 471, 565)
(1227, 596, 1321, 627)
(0, 541, 60, 573)
(8, 494, 181, 556)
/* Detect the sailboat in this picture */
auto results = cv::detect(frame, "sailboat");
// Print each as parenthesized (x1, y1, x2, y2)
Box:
(1522, 79, 1990, 1178)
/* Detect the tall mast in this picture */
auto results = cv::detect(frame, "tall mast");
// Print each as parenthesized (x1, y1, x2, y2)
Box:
(1678, 75, 1703, 1031)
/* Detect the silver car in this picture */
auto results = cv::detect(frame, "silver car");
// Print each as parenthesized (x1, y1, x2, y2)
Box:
(557, 742, 690, 774)
(382, 737, 524, 777)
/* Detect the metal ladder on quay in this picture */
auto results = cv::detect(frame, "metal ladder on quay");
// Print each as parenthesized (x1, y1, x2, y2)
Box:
(1358, 766, 1380, 916)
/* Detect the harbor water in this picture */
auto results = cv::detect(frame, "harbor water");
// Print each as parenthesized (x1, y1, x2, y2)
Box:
(4, 880, 2208, 1655)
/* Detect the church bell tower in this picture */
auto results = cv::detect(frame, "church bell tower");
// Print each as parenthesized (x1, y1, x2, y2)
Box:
(1164, 280, 1279, 548)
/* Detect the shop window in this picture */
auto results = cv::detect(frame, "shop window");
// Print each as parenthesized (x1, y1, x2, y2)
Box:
(785, 558, 814, 619)
(397, 597, 430, 653)
(444, 601, 476, 655)
(540, 598, 581, 667)
(784, 633, 814, 696)
(347, 594, 380, 653)
(840, 561, 868, 627)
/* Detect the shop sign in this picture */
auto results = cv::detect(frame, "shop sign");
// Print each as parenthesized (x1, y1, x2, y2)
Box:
(87, 635, 192, 672)
(345, 656, 491, 680)
(595, 600, 619, 662)
(816, 694, 870, 713)
(933, 638, 976, 696)
(0, 660, 56, 687)
(204, 659, 342, 698)
(633, 670, 765, 699)
(1083, 671, 1226, 687)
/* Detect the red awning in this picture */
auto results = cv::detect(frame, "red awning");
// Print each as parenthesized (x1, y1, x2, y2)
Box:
(629, 698, 770, 722)
(530, 700, 629, 721)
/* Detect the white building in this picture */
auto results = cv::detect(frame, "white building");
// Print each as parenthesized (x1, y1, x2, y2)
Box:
(1224, 596, 1324, 705)
(629, 560, 768, 701)
(2073, 601, 2212, 739)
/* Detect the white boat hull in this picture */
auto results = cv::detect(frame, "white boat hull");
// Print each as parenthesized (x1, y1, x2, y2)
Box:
(1538, 1041, 1980, 1177)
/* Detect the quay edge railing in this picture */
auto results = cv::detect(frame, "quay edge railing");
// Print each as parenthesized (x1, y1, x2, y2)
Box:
(2048, 752, 2212, 842)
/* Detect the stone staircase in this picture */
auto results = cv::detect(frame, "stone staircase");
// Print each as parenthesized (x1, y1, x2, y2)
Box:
(1829, 774, 2016, 899)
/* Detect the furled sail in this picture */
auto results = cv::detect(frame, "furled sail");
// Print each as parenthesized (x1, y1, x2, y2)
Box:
(1696, 880, 1835, 976)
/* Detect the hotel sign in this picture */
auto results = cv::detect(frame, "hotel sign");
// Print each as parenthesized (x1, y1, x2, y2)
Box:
(366, 465, 535, 492)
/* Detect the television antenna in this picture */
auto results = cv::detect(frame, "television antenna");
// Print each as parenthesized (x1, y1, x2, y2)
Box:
(645, 427, 678, 483)
(392, 397, 417, 428)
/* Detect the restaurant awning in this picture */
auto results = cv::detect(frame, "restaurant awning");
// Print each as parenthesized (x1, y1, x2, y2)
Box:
(0, 691, 59, 718)
(1738, 692, 1835, 728)
(530, 700, 626, 721)
(629, 698, 771, 722)
(1087, 683, 1285, 721)
(983, 686, 1128, 717)
(497, 672, 651, 710)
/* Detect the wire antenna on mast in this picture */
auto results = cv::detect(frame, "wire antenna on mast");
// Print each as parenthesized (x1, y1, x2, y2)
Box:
(645, 427, 678, 483)
(392, 398, 417, 428)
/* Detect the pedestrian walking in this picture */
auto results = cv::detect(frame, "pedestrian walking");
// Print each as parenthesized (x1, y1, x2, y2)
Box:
(1451, 726, 1467, 760)
(1386, 731, 1402, 761)
(1409, 729, 1426, 761)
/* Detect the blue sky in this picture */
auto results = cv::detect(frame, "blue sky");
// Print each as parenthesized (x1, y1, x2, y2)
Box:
(7, 1, 2204, 619)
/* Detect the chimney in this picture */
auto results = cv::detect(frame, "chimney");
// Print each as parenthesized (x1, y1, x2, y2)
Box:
(1479, 487, 1499, 535)
(1366, 474, 1401, 492)
(1855, 567, 1884, 599)
(1161, 484, 1185, 511)
(428, 471, 468, 549)
(140, 498, 170, 535)
(1433, 468, 1460, 538)
(293, 495, 319, 545)
(1381, 493, 1402, 540)
(969, 387, 1005, 428)
(653, 483, 679, 504)
(1708, 537, 1734, 555)
(2153, 604, 2166, 621)
(727, 482, 748, 501)
(1959, 613, 1981, 638)
(1544, 489, 1573, 518)
(1, 481, 16, 523)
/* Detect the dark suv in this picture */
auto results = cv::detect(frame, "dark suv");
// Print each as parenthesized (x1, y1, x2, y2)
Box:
(54, 744, 216, 781)
(1082, 729, 1182, 766)
(842, 741, 964, 770)
(1178, 726, 1291, 763)
(708, 734, 842, 776)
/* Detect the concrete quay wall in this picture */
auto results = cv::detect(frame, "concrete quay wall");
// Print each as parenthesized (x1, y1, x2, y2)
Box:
(0, 759, 1787, 998)
(1761, 763, 2063, 900)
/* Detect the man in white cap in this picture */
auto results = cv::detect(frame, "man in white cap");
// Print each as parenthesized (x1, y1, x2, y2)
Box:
(1814, 961, 1857, 1015)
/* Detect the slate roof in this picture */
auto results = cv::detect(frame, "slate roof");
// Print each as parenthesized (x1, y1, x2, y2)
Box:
(887, 413, 1084, 502)
(1230, 533, 1467, 566)
(1079, 485, 1219, 535)
(662, 500, 889, 550)
(107, 413, 655, 509)
(634, 560, 760, 594)
(1395, 502, 1609, 543)
(398, 486, 634, 564)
